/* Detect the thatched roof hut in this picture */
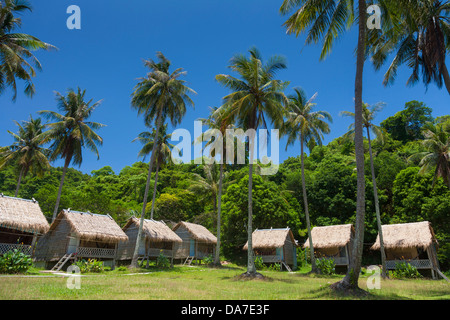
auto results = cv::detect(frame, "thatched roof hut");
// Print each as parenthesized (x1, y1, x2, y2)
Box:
(371, 221, 437, 251)
(303, 224, 354, 250)
(117, 217, 182, 262)
(0, 195, 49, 235)
(51, 209, 128, 243)
(303, 224, 355, 268)
(243, 228, 299, 270)
(243, 228, 297, 250)
(172, 221, 217, 261)
(34, 209, 128, 267)
(370, 221, 445, 279)
(173, 221, 217, 244)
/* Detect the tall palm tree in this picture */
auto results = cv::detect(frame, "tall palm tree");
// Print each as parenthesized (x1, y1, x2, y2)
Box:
(410, 122, 450, 188)
(370, 0, 450, 95)
(38, 88, 105, 222)
(0, 0, 55, 101)
(197, 106, 234, 265)
(133, 124, 175, 219)
(280, 0, 368, 292)
(216, 47, 289, 276)
(282, 87, 332, 274)
(130, 52, 195, 268)
(0, 115, 50, 196)
(341, 102, 388, 278)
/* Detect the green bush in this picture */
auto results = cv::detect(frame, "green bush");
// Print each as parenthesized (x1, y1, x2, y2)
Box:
(254, 256, 265, 270)
(391, 262, 422, 279)
(0, 249, 33, 274)
(316, 258, 336, 275)
(156, 251, 171, 269)
(72, 259, 104, 273)
(202, 254, 214, 266)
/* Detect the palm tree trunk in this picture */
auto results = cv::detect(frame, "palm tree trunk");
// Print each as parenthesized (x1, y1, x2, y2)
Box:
(14, 167, 25, 197)
(333, 0, 366, 292)
(131, 112, 164, 268)
(367, 128, 387, 278)
(301, 135, 317, 273)
(149, 158, 161, 220)
(52, 157, 71, 222)
(214, 162, 223, 266)
(246, 133, 256, 275)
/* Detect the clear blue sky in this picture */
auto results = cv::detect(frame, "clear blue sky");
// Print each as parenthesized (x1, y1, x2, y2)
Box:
(1, 0, 449, 175)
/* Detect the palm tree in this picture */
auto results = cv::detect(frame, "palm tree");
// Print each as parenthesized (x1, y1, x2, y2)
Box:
(0, 0, 55, 101)
(0, 116, 50, 196)
(133, 124, 175, 219)
(282, 87, 332, 274)
(38, 88, 105, 222)
(197, 106, 234, 265)
(280, 0, 368, 292)
(130, 52, 195, 268)
(410, 122, 450, 188)
(216, 47, 289, 276)
(341, 102, 388, 278)
(370, 0, 450, 95)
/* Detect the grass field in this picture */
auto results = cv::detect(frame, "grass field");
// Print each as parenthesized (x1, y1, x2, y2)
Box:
(0, 264, 449, 300)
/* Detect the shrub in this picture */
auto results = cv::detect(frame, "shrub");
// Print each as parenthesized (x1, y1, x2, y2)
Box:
(254, 256, 265, 270)
(0, 249, 33, 274)
(391, 262, 422, 279)
(316, 258, 336, 275)
(156, 251, 171, 269)
(202, 254, 214, 266)
(73, 259, 104, 273)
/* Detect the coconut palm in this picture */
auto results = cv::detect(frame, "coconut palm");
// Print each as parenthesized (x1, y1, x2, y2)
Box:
(130, 52, 195, 268)
(0, 0, 55, 101)
(133, 124, 175, 220)
(280, 0, 368, 291)
(410, 122, 450, 188)
(282, 87, 332, 274)
(370, 0, 450, 95)
(196, 106, 234, 265)
(341, 102, 388, 278)
(0, 116, 50, 196)
(38, 88, 105, 222)
(215, 47, 289, 276)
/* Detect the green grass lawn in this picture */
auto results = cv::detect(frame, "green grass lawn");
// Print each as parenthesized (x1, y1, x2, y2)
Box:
(0, 264, 449, 300)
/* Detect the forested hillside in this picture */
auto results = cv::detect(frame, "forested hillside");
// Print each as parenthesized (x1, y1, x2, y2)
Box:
(1, 101, 449, 270)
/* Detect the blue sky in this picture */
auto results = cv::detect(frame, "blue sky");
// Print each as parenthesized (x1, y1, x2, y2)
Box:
(0, 0, 449, 175)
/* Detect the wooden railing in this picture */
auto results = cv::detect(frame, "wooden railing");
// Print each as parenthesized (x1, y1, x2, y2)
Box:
(260, 255, 282, 263)
(386, 259, 432, 270)
(75, 247, 116, 259)
(0, 243, 32, 256)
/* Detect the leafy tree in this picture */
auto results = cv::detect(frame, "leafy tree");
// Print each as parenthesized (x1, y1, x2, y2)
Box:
(38, 88, 105, 222)
(380, 101, 433, 143)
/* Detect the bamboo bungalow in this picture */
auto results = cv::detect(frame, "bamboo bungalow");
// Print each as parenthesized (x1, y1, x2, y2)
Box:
(243, 228, 299, 271)
(371, 221, 444, 279)
(117, 217, 182, 266)
(303, 224, 354, 271)
(0, 195, 49, 257)
(172, 221, 217, 264)
(34, 209, 128, 270)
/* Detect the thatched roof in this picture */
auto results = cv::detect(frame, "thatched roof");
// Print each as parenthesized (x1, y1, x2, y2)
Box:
(371, 221, 437, 250)
(172, 221, 217, 244)
(123, 217, 182, 243)
(0, 195, 49, 234)
(243, 228, 298, 250)
(303, 224, 354, 249)
(51, 209, 128, 243)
